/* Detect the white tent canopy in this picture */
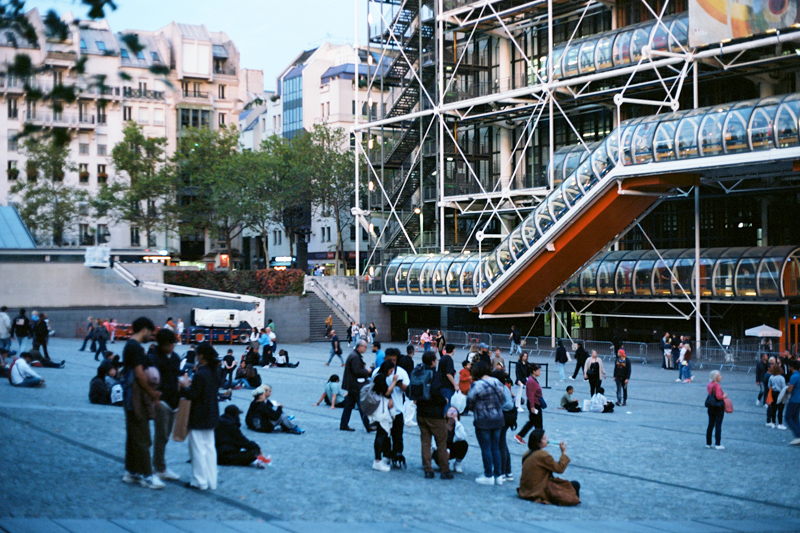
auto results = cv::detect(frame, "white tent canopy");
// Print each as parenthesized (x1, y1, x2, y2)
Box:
(744, 324, 782, 338)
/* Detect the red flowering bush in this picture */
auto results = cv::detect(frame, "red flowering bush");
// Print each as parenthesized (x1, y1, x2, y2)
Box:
(164, 269, 304, 296)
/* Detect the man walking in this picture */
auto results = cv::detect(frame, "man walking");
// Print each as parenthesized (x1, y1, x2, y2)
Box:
(415, 351, 452, 480)
(121, 317, 163, 489)
(614, 349, 631, 406)
(509, 325, 521, 357)
(10, 309, 31, 354)
(340, 339, 372, 432)
(326, 329, 344, 366)
(149, 328, 182, 482)
(31, 311, 51, 361)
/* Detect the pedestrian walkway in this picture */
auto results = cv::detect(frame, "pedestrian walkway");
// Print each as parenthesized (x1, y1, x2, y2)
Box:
(1, 338, 798, 529)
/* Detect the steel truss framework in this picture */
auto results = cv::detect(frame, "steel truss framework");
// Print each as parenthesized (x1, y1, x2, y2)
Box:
(354, 0, 800, 348)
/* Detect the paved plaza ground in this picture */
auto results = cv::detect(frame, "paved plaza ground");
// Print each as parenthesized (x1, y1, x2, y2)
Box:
(0, 336, 798, 532)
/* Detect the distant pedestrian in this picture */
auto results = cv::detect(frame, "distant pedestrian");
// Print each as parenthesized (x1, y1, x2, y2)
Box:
(369, 360, 398, 473)
(435, 330, 446, 354)
(382, 348, 408, 468)
(368, 322, 377, 344)
(120, 317, 162, 489)
(554, 340, 568, 382)
(509, 325, 521, 357)
(0, 306, 12, 353)
(466, 360, 505, 485)
(326, 330, 344, 366)
(32, 311, 51, 361)
(570, 341, 588, 381)
(94, 319, 109, 361)
(515, 352, 531, 411)
(415, 351, 452, 480)
(325, 315, 333, 339)
(766, 364, 787, 430)
(221, 349, 238, 389)
(706, 370, 727, 450)
(661, 332, 673, 369)
(439, 343, 457, 407)
(756, 353, 769, 406)
(176, 319, 185, 344)
(419, 329, 433, 351)
(78, 316, 95, 352)
(109, 318, 118, 344)
(583, 350, 606, 396)
(179, 343, 221, 490)
(371, 341, 385, 370)
(614, 349, 631, 407)
(11, 309, 32, 354)
(339, 339, 372, 432)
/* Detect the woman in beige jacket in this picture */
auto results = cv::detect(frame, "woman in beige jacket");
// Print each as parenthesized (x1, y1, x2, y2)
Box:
(517, 429, 580, 505)
(583, 350, 606, 396)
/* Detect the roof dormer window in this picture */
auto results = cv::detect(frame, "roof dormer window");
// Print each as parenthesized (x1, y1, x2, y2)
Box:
(121, 49, 129, 59)
(151, 51, 160, 62)
(96, 40, 106, 51)
(137, 50, 144, 60)
(80, 39, 86, 50)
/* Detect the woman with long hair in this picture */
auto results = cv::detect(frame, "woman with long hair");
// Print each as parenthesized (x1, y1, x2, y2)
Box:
(517, 428, 580, 506)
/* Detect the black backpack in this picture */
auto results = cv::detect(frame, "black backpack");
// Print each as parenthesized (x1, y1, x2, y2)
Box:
(408, 363, 433, 401)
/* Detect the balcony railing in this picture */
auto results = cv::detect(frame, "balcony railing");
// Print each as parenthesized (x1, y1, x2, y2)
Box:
(213, 65, 237, 76)
(182, 90, 209, 99)
(21, 110, 96, 128)
(123, 87, 165, 100)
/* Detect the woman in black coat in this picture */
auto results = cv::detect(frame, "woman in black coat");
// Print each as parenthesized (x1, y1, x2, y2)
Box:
(245, 384, 303, 434)
(571, 342, 588, 381)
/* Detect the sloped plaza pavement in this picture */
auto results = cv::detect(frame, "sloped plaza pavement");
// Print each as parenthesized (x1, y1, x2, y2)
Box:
(0, 337, 798, 532)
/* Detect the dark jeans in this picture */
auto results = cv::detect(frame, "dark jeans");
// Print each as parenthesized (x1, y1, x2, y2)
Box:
(499, 427, 511, 475)
(79, 332, 95, 351)
(706, 408, 724, 446)
(340, 388, 369, 430)
(125, 410, 152, 477)
(32, 338, 50, 360)
(767, 400, 784, 425)
(223, 368, 235, 388)
(785, 402, 800, 437)
(374, 425, 392, 461)
(563, 401, 581, 412)
(28, 350, 60, 368)
(571, 360, 586, 379)
(391, 413, 404, 457)
(615, 379, 627, 403)
(588, 377, 602, 396)
(517, 408, 543, 438)
(218, 442, 260, 466)
(94, 338, 107, 360)
(475, 427, 502, 478)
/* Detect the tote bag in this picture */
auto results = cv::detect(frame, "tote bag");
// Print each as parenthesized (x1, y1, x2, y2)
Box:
(172, 398, 191, 442)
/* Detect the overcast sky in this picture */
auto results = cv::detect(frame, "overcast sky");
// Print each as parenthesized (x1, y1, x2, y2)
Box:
(30, 0, 369, 90)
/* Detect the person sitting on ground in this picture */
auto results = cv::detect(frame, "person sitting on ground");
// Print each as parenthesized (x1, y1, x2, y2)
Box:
(9, 352, 45, 387)
(559, 386, 581, 412)
(313, 374, 347, 408)
(232, 358, 261, 389)
(274, 349, 299, 368)
(0, 347, 9, 378)
(89, 360, 121, 405)
(245, 385, 304, 434)
(215, 405, 270, 468)
(25, 348, 63, 369)
(588, 386, 614, 413)
(517, 428, 581, 506)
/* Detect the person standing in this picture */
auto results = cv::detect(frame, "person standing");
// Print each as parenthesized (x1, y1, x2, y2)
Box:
(78, 316, 95, 352)
(368, 322, 378, 344)
(706, 370, 727, 450)
(662, 332, 673, 369)
(0, 306, 12, 353)
(94, 319, 109, 361)
(416, 351, 453, 480)
(515, 364, 544, 446)
(766, 364, 787, 430)
(398, 344, 415, 375)
(383, 348, 408, 467)
(149, 329, 182, 481)
(221, 349, 237, 389)
(325, 315, 333, 339)
(755, 353, 769, 406)
(120, 317, 163, 489)
(176, 319, 185, 344)
(583, 350, 606, 396)
(554, 340, 568, 382)
(439, 343, 457, 407)
(509, 325, 521, 357)
(570, 342, 588, 381)
(515, 352, 531, 411)
(420, 329, 433, 352)
(679, 339, 694, 383)
(11, 309, 32, 354)
(109, 318, 118, 344)
(435, 330, 446, 354)
(326, 330, 344, 366)
(614, 349, 631, 406)
(371, 341, 385, 370)
(340, 339, 372, 432)
(784, 360, 800, 446)
(32, 311, 51, 361)
(369, 361, 398, 472)
(179, 343, 221, 490)
(258, 328, 270, 366)
(466, 361, 506, 485)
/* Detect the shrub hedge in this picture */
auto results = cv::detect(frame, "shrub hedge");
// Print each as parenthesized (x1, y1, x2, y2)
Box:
(163, 268, 305, 296)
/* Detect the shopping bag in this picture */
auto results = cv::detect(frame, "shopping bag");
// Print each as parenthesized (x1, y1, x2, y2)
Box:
(766, 388, 773, 405)
(450, 391, 467, 413)
(172, 398, 191, 442)
(723, 397, 733, 414)
(403, 400, 418, 426)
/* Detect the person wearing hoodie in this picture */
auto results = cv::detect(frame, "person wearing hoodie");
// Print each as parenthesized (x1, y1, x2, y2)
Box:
(89, 360, 116, 405)
(215, 405, 269, 468)
(554, 340, 568, 382)
(10, 309, 31, 354)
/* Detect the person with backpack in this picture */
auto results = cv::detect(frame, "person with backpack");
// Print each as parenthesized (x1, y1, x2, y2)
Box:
(554, 340, 569, 382)
(466, 360, 506, 485)
(10, 309, 32, 354)
(340, 339, 372, 432)
(412, 351, 453, 480)
(583, 350, 606, 396)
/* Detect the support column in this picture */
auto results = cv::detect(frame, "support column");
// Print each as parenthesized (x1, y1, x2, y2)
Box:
(498, 37, 513, 194)
(693, 60, 701, 357)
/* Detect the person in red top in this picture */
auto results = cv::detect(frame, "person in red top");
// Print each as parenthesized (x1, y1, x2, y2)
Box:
(706, 370, 728, 450)
(458, 360, 472, 394)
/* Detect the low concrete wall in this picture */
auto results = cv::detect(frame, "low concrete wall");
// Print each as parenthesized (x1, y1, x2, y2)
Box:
(0, 263, 165, 309)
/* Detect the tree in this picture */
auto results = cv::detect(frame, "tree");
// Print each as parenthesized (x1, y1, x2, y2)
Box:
(10, 137, 87, 245)
(240, 148, 280, 268)
(172, 126, 244, 260)
(93, 122, 172, 248)
(307, 124, 358, 275)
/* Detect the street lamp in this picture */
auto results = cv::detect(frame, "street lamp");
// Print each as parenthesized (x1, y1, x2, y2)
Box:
(414, 206, 423, 246)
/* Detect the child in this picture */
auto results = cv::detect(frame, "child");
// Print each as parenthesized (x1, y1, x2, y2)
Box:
(559, 386, 581, 412)
(458, 360, 473, 394)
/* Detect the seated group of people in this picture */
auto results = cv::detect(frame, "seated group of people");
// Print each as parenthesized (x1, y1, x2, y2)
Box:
(3, 347, 67, 388)
(558, 385, 615, 413)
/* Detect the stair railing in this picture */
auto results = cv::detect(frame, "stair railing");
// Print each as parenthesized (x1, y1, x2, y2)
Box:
(305, 277, 357, 326)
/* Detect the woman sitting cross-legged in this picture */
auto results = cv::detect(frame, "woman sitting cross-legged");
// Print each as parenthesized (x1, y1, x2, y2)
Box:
(517, 428, 581, 506)
(215, 405, 270, 468)
(245, 384, 304, 434)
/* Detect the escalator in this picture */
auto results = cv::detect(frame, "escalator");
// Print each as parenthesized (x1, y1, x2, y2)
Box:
(382, 93, 800, 315)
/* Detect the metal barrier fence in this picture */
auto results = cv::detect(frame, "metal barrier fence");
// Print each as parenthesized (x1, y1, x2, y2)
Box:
(406, 329, 764, 372)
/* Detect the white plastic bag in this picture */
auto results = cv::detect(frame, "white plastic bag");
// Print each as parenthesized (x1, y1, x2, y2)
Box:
(450, 391, 467, 413)
(403, 400, 418, 426)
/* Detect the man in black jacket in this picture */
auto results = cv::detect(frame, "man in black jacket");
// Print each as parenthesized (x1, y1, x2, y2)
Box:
(614, 349, 632, 406)
(340, 339, 372, 432)
(416, 351, 453, 480)
(215, 405, 268, 468)
(149, 328, 182, 481)
(10, 309, 31, 354)
(756, 352, 769, 406)
(32, 311, 51, 361)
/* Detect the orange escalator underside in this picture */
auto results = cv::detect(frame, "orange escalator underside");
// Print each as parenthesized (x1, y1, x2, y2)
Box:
(480, 173, 700, 315)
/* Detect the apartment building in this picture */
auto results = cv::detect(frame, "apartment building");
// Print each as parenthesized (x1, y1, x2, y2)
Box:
(0, 8, 261, 263)
(239, 43, 387, 274)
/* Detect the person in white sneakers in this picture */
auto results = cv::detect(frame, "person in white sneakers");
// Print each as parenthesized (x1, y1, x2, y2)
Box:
(766, 364, 787, 430)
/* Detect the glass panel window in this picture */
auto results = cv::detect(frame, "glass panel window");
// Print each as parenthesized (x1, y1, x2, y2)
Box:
(653, 119, 678, 161)
(578, 40, 596, 74)
(775, 95, 800, 148)
(748, 102, 779, 151)
(612, 30, 633, 66)
(595, 36, 613, 70)
(698, 108, 728, 157)
(562, 45, 579, 77)
(722, 106, 753, 154)
(581, 261, 600, 295)
(96, 41, 106, 52)
(615, 260, 635, 295)
(676, 114, 701, 159)
(632, 120, 658, 164)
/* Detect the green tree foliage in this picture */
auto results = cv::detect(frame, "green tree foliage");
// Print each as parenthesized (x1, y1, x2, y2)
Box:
(92, 122, 172, 247)
(10, 137, 87, 245)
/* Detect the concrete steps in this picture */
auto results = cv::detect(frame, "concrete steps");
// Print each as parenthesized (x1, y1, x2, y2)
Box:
(307, 292, 349, 342)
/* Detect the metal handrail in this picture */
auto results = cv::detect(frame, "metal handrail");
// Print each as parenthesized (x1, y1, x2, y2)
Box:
(306, 278, 357, 326)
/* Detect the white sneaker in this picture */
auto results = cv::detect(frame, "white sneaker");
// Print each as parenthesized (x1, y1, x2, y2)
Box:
(122, 471, 140, 484)
(372, 460, 391, 472)
(140, 475, 165, 489)
(715, 445, 725, 450)
(789, 438, 800, 446)
(675, 378, 682, 382)
(756, 400, 761, 406)
(157, 468, 180, 481)
(495, 475, 505, 485)
(767, 423, 776, 428)
(454, 460, 463, 473)
(705, 445, 712, 449)
(777, 424, 787, 430)
(569, 377, 575, 381)
(504, 473, 514, 482)
(475, 475, 495, 485)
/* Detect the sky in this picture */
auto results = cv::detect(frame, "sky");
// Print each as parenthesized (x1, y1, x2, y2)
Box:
(29, 0, 369, 91)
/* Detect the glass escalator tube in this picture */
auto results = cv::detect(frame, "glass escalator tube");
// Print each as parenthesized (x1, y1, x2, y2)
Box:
(631, 115, 661, 165)
(675, 107, 707, 159)
(723, 100, 756, 154)
(669, 16, 689, 52)
(446, 254, 468, 295)
(748, 96, 783, 151)
(774, 94, 800, 148)
(698, 104, 731, 157)
(509, 226, 527, 259)
(595, 35, 613, 70)
(460, 254, 479, 295)
(653, 111, 687, 162)
(384, 256, 404, 294)
(578, 39, 597, 75)
(419, 255, 443, 295)
(433, 255, 454, 295)
(620, 118, 644, 165)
